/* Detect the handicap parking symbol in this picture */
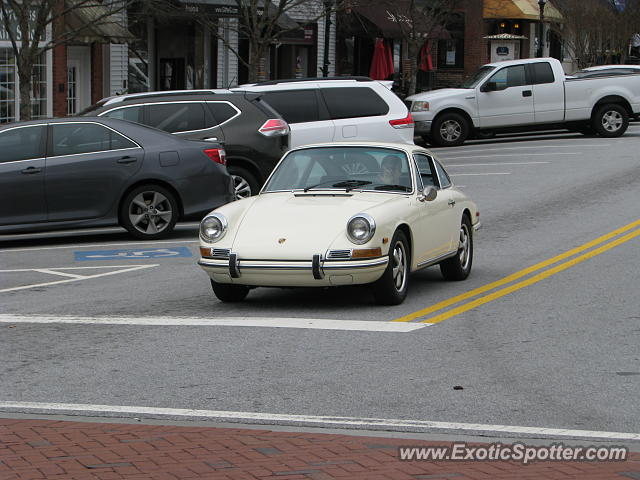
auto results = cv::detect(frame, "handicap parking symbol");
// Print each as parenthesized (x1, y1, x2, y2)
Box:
(75, 246, 193, 261)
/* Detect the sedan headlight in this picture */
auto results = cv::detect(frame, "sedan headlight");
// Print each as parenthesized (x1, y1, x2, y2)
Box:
(411, 101, 430, 112)
(347, 214, 376, 245)
(200, 213, 227, 242)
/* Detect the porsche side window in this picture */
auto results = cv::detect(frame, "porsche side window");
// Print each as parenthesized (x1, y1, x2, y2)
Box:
(434, 159, 452, 188)
(413, 154, 437, 187)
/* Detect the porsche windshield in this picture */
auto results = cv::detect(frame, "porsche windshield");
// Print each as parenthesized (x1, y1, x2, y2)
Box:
(263, 147, 413, 194)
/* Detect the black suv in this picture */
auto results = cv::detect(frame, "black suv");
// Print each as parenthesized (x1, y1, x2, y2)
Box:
(80, 90, 290, 199)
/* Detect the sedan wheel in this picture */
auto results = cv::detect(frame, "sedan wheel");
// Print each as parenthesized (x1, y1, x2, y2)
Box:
(440, 216, 473, 281)
(373, 230, 410, 305)
(232, 175, 253, 199)
(228, 166, 259, 200)
(120, 185, 178, 240)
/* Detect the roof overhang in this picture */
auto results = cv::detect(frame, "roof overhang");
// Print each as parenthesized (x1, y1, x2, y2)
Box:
(179, 0, 299, 29)
(353, 1, 450, 39)
(66, 0, 134, 43)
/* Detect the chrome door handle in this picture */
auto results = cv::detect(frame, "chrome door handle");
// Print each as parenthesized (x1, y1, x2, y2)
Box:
(448, 199, 456, 206)
(21, 166, 42, 174)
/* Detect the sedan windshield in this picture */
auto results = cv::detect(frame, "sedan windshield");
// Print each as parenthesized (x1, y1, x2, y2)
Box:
(263, 146, 413, 194)
(460, 66, 496, 89)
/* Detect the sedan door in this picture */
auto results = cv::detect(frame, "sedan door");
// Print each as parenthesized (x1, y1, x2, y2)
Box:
(410, 153, 455, 265)
(0, 125, 48, 226)
(45, 122, 143, 222)
(476, 64, 534, 128)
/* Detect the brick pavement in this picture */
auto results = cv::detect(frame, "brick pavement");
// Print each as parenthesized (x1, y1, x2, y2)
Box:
(1, 417, 639, 479)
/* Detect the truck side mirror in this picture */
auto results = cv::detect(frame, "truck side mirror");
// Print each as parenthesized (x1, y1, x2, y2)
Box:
(482, 81, 497, 92)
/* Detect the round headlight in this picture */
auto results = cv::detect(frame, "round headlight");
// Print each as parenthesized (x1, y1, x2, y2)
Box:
(347, 214, 375, 245)
(200, 214, 227, 242)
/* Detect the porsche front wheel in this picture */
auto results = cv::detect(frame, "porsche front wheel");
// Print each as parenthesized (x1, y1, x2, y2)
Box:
(373, 230, 410, 305)
(210, 280, 250, 302)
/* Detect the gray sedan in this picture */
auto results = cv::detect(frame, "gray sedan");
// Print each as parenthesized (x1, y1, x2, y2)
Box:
(0, 117, 234, 239)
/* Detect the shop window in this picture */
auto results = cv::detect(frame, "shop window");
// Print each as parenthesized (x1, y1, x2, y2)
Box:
(0, 48, 17, 123)
(321, 87, 389, 120)
(437, 14, 465, 69)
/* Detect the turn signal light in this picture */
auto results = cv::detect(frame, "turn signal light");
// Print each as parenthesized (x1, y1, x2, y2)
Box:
(259, 119, 290, 137)
(389, 113, 414, 129)
(204, 148, 226, 165)
(200, 247, 214, 257)
(351, 247, 382, 258)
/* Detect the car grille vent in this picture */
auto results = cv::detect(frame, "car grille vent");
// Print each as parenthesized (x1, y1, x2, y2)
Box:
(211, 248, 231, 259)
(327, 249, 352, 259)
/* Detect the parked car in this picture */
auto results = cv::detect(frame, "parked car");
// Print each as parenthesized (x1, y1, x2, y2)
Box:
(198, 142, 479, 305)
(232, 77, 415, 148)
(0, 117, 234, 239)
(406, 57, 640, 146)
(80, 90, 290, 199)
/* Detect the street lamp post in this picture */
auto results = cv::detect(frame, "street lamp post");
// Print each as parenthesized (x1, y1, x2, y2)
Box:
(537, 0, 547, 58)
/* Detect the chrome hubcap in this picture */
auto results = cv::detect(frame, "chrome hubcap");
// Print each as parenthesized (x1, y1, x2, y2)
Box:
(129, 191, 172, 235)
(458, 224, 471, 270)
(391, 241, 408, 292)
(440, 120, 462, 142)
(233, 175, 252, 199)
(602, 111, 623, 132)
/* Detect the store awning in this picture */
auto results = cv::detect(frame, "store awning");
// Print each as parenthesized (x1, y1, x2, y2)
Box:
(483, 0, 563, 22)
(354, 2, 450, 39)
(179, 0, 299, 29)
(66, 0, 134, 43)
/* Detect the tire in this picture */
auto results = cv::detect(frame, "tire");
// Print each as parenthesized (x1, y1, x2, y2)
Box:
(592, 103, 629, 138)
(210, 279, 250, 302)
(120, 184, 178, 240)
(228, 166, 260, 200)
(440, 216, 473, 281)
(372, 230, 410, 305)
(431, 112, 469, 147)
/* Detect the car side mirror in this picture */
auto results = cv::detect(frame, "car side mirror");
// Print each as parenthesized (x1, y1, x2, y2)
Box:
(418, 185, 437, 202)
(482, 81, 497, 92)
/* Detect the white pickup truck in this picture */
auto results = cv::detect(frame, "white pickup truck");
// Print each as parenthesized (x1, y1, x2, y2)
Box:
(406, 57, 640, 147)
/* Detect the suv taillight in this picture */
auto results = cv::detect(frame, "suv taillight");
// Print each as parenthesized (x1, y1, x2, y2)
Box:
(204, 148, 226, 165)
(259, 118, 290, 137)
(389, 113, 414, 129)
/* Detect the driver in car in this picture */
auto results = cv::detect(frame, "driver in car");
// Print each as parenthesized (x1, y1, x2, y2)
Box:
(378, 155, 403, 185)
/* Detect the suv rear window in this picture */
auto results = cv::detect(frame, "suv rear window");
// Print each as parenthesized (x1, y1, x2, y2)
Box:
(147, 103, 206, 133)
(261, 90, 320, 124)
(321, 87, 389, 119)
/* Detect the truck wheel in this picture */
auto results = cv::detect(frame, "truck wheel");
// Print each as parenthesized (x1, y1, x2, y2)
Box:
(592, 104, 629, 138)
(432, 112, 469, 147)
(228, 166, 259, 200)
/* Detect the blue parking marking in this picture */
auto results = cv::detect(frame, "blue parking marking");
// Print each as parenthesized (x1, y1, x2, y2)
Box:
(75, 246, 193, 261)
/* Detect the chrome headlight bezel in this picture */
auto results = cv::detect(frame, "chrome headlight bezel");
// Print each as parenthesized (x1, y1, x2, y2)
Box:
(200, 213, 227, 243)
(347, 213, 376, 245)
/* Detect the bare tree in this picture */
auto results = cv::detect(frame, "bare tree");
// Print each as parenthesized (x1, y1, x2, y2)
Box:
(552, 0, 640, 68)
(360, 0, 456, 96)
(0, 0, 130, 121)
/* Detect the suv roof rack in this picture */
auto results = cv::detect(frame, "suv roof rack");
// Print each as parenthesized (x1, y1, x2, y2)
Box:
(240, 76, 374, 87)
(102, 89, 233, 106)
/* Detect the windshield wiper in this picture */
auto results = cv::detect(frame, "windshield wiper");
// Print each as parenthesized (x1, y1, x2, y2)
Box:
(370, 183, 411, 192)
(303, 179, 371, 193)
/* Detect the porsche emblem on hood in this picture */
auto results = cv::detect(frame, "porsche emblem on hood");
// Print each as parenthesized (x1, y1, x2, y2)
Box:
(278, 238, 286, 244)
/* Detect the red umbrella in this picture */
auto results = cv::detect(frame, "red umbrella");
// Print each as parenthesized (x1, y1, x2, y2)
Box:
(370, 38, 394, 80)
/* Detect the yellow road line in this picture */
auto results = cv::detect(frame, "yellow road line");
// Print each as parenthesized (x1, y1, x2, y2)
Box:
(393, 218, 640, 323)
(421, 227, 640, 324)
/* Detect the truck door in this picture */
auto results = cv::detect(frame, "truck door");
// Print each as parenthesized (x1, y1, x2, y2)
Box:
(476, 64, 534, 128)
(528, 62, 565, 123)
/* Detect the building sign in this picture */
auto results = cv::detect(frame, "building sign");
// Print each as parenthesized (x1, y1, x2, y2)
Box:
(183, 2, 265, 18)
(496, 46, 509, 56)
(0, 8, 48, 43)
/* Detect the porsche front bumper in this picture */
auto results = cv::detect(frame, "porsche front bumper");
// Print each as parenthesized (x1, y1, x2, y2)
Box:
(198, 255, 389, 287)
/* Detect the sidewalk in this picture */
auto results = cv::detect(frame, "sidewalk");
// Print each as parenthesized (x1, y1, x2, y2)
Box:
(1, 417, 638, 479)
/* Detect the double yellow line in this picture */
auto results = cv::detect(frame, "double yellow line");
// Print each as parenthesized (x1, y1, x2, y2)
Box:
(393, 218, 640, 324)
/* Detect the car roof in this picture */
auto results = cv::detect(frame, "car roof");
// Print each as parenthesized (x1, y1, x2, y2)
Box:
(582, 65, 640, 71)
(99, 89, 235, 106)
(287, 141, 430, 154)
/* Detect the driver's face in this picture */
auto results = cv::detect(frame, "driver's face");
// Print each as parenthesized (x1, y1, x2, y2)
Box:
(381, 164, 401, 183)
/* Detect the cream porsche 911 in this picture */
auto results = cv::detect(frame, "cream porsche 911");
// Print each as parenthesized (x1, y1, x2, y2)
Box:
(198, 142, 480, 305)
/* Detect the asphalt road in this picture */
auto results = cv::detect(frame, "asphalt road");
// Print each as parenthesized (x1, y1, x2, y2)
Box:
(1, 126, 639, 440)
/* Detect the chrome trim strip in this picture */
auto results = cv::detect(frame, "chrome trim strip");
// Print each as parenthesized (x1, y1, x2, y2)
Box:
(45, 147, 142, 160)
(416, 250, 458, 270)
(198, 257, 388, 271)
